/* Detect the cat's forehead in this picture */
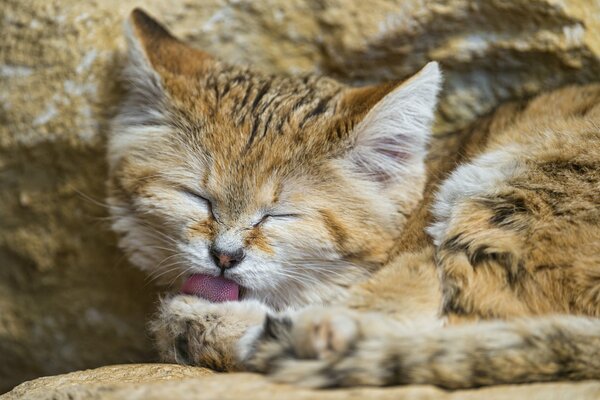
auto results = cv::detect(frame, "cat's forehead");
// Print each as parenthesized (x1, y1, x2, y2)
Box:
(199, 65, 345, 118)
(157, 66, 350, 210)
(163, 66, 351, 173)
(165, 65, 347, 149)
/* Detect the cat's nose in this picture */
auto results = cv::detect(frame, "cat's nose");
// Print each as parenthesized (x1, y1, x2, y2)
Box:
(210, 246, 245, 270)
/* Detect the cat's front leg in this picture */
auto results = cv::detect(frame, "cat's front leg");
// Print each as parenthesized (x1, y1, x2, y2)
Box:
(241, 307, 403, 372)
(150, 295, 269, 371)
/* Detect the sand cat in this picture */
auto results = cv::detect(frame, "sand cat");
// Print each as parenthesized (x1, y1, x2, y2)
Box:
(108, 9, 600, 388)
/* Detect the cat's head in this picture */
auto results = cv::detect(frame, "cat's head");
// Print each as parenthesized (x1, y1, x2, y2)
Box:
(108, 9, 441, 309)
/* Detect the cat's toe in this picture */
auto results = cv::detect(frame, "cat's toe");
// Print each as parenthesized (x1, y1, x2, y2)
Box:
(293, 307, 360, 359)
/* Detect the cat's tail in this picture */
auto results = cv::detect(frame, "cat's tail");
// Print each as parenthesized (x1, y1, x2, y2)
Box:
(258, 315, 600, 389)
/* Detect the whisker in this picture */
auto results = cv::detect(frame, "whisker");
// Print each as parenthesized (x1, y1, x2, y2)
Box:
(71, 187, 113, 209)
(167, 265, 198, 289)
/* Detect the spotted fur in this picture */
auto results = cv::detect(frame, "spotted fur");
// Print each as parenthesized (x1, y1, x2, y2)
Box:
(108, 9, 600, 389)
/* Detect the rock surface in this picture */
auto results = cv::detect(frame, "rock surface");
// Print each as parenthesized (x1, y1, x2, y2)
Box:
(1, 0, 600, 393)
(5, 364, 600, 400)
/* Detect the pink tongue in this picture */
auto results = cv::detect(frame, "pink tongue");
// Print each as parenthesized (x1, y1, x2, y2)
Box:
(181, 274, 239, 303)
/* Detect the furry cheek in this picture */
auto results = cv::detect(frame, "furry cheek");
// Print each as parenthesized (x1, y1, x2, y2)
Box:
(260, 217, 339, 260)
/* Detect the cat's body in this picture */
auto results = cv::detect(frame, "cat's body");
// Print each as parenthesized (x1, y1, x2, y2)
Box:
(108, 9, 600, 388)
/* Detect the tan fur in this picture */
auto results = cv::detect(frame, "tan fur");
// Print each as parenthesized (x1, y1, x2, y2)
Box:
(109, 10, 600, 389)
(247, 84, 600, 388)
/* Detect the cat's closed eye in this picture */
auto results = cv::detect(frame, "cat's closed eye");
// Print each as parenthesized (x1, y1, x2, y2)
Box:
(183, 189, 221, 222)
(253, 213, 301, 228)
(183, 188, 210, 205)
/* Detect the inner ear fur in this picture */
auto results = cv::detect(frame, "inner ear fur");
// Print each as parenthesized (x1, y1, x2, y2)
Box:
(335, 62, 442, 182)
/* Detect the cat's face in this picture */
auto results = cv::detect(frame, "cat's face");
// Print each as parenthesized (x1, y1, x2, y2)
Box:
(108, 9, 441, 309)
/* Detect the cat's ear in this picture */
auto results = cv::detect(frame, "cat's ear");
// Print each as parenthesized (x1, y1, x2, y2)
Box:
(123, 9, 215, 91)
(127, 9, 214, 75)
(341, 62, 442, 182)
(115, 9, 217, 131)
(111, 10, 217, 164)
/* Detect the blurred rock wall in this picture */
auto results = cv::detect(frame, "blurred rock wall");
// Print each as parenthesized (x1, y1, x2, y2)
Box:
(1, 0, 599, 393)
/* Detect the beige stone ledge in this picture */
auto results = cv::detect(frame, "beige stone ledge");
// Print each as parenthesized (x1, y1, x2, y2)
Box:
(4, 364, 600, 400)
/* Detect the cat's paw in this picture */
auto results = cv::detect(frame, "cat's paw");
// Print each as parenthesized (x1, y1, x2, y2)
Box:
(243, 307, 362, 373)
(265, 336, 394, 388)
(243, 306, 415, 387)
(150, 295, 268, 371)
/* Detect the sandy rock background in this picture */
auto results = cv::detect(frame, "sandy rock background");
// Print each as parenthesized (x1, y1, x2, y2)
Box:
(4, 364, 600, 400)
(1, 0, 599, 394)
